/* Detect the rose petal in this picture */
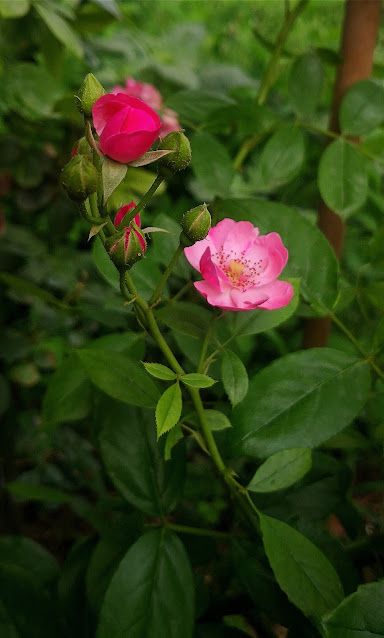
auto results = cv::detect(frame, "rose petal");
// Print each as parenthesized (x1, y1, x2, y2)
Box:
(255, 279, 294, 310)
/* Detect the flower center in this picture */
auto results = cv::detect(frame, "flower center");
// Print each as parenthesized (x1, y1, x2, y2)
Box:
(213, 247, 265, 290)
(228, 259, 244, 282)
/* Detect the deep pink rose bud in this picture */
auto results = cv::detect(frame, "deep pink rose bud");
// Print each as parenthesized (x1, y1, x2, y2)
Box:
(105, 204, 146, 270)
(184, 218, 293, 311)
(92, 94, 162, 164)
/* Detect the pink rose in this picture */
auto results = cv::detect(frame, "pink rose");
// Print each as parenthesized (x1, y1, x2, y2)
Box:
(92, 93, 162, 163)
(113, 202, 146, 253)
(184, 218, 293, 311)
(111, 77, 181, 140)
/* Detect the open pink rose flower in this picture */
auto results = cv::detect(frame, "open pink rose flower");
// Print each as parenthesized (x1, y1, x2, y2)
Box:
(184, 218, 293, 311)
(92, 93, 162, 163)
(111, 78, 181, 140)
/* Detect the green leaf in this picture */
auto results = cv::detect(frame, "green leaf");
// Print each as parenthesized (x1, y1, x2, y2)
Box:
(339, 79, 384, 136)
(164, 425, 184, 461)
(77, 349, 160, 409)
(0, 536, 58, 588)
(318, 138, 368, 218)
(221, 350, 249, 406)
(190, 131, 233, 198)
(212, 199, 338, 310)
(156, 382, 182, 438)
(186, 409, 232, 431)
(97, 529, 194, 638)
(0, 272, 66, 308)
(92, 236, 120, 291)
(0, 0, 30, 17)
(142, 362, 176, 381)
(156, 302, 211, 339)
(222, 278, 300, 337)
(289, 52, 324, 116)
(102, 158, 127, 204)
(167, 90, 235, 123)
(232, 348, 371, 458)
(248, 449, 312, 493)
(259, 513, 344, 616)
(6, 482, 73, 504)
(260, 126, 306, 189)
(180, 373, 216, 388)
(322, 579, 384, 637)
(99, 402, 185, 516)
(34, 3, 83, 58)
(91, 0, 120, 18)
(42, 353, 91, 425)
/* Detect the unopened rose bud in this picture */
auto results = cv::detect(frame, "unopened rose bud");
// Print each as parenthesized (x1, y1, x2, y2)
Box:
(61, 155, 99, 202)
(76, 73, 105, 117)
(71, 136, 92, 159)
(158, 130, 191, 176)
(181, 204, 211, 243)
(105, 226, 146, 271)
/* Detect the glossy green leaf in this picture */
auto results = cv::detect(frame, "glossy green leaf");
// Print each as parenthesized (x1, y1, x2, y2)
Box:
(156, 382, 182, 438)
(92, 236, 120, 291)
(339, 79, 384, 136)
(0, 0, 30, 17)
(260, 126, 305, 188)
(35, 3, 83, 58)
(221, 350, 249, 406)
(318, 138, 368, 218)
(77, 349, 160, 408)
(212, 199, 338, 310)
(6, 482, 73, 504)
(42, 353, 91, 425)
(232, 348, 371, 458)
(289, 52, 324, 116)
(260, 513, 344, 616)
(0, 536, 58, 588)
(180, 373, 216, 388)
(102, 158, 127, 204)
(322, 579, 384, 637)
(221, 278, 300, 337)
(142, 362, 176, 381)
(97, 529, 194, 638)
(164, 425, 184, 461)
(99, 402, 185, 516)
(156, 302, 211, 339)
(0, 272, 66, 308)
(191, 131, 233, 198)
(168, 90, 234, 123)
(248, 449, 312, 493)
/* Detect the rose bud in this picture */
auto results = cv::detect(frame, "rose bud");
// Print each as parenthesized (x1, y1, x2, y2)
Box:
(105, 224, 146, 271)
(184, 218, 293, 311)
(61, 155, 99, 202)
(92, 94, 162, 163)
(181, 204, 211, 243)
(71, 136, 92, 159)
(158, 130, 191, 176)
(76, 73, 106, 117)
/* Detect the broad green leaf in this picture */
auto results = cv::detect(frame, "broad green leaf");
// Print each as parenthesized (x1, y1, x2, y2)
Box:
(156, 383, 182, 438)
(42, 354, 91, 425)
(102, 158, 127, 204)
(0, 272, 66, 308)
(164, 425, 184, 461)
(35, 3, 83, 58)
(221, 350, 249, 406)
(259, 513, 344, 616)
(156, 302, 211, 339)
(260, 126, 306, 188)
(232, 348, 371, 458)
(91, 0, 120, 18)
(322, 579, 384, 637)
(0, 536, 58, 588)
(364, 282, 384, 311)
(318, 138, 368, 218)
(92, 236, 120, 291)
(221, 278, 299, 337)
(248, 449, 312, 493)
(167, 90, 234, 123)
(77, 349, 160, 408)
(97, 530, 194, 638)
(212, 199, 338, 310)
(289, 52, 324, 116)
(186, 409, 232, 431)
(142, 362, 176, 381)
(6, 482, 73, 504)
(99, 402, 185, 515)
(191, 131, 233, 198)
(87, 332, 145, 359)
(0, 0, 30, 17)
(180, 373, 216, 388)
(339, 79, 384, 136)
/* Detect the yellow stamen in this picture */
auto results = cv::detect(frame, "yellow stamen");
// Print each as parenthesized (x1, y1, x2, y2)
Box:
(229, 259, 244, 281)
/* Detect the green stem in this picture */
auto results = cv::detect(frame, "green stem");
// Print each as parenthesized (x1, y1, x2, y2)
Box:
(89, 192, 100, 219)
(198, 313, 218, 373)
(124, 174, 165, 225)
(148, 242, 184, 306)
(166, 522, 232, 540)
